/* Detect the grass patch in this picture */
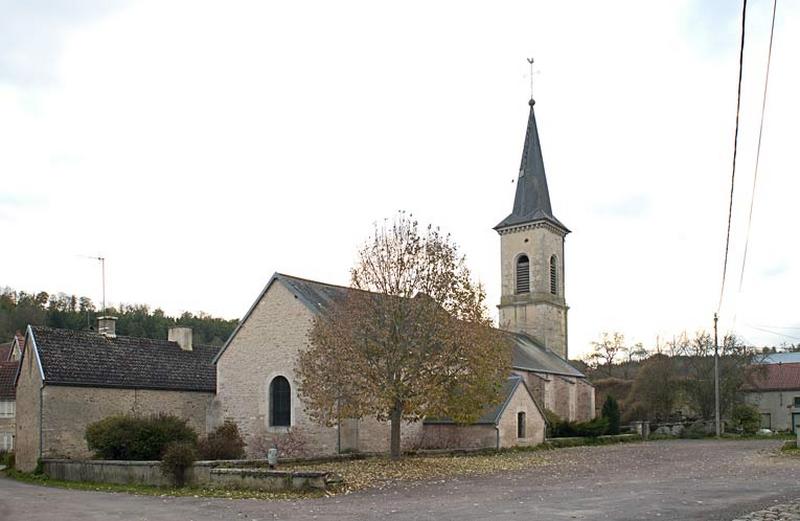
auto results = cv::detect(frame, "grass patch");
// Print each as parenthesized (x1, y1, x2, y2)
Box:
(1, 468, 323, 500)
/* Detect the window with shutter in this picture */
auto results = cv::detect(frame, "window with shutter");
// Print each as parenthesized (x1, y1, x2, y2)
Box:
(516, 255, 530, 294)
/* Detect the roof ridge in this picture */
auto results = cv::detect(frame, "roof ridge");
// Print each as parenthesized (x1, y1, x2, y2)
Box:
(30, 325, 219, 349)
(276, 272, 382, 297)
(276, 272, 355, 291)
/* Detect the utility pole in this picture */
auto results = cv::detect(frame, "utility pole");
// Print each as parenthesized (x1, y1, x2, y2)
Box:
(714, 313, 721, 437)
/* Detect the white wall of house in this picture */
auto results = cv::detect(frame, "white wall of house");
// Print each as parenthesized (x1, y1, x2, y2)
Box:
(744, 390, 800, 432)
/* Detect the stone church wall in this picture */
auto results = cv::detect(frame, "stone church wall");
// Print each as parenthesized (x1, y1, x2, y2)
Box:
(214, 281, 340, 457)
(496, 384, 546, 447)
(214, 279, 425, 457)
(512, 370, 594, 424)
(498, 225, 568, 358)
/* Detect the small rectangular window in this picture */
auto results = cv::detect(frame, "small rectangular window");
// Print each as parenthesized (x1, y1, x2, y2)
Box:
(0, 432, 11, 450)
(517, 411, 526, 438)
(794, 397, 800, 408)
(0, 401, 14, 419)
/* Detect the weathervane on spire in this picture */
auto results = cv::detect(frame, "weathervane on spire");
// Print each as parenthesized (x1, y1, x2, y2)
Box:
(527, 57, 535, 104)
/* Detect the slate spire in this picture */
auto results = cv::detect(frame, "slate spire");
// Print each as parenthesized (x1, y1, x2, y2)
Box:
(495, 99, 569, 233)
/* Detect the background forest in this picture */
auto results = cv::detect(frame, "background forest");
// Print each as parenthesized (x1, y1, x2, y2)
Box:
(0, 287, 238, 346)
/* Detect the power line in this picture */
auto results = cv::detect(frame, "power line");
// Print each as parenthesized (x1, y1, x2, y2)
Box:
(717, 0, 749, 314)
(737, 0, 778, 296)
(746, 324, 800, 342)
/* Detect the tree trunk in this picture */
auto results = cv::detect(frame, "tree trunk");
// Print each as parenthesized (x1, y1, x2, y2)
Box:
(390, 402, 402, 459)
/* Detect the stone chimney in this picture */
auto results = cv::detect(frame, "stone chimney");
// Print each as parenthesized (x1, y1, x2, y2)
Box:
(168, 326, 193, 351)
(97, 316, 117, 338)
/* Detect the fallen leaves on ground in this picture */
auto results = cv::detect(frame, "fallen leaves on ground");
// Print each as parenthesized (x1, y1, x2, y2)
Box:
(285, 451, 547, 494)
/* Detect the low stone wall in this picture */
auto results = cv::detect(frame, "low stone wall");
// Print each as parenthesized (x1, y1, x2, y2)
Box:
(41, 459, 336, 491)
(545, 433, 641, 448)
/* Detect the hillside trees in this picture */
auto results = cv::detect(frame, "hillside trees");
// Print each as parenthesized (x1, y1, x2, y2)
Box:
(297, 213, 511, 459)
(678, 332, 756, 420)
(0, 287, 236, 345)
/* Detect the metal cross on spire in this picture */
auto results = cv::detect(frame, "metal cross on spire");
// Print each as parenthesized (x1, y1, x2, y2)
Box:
(527, 57, 535, 103)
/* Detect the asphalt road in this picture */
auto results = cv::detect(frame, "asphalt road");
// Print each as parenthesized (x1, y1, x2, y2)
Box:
(1, 439, 798, 521)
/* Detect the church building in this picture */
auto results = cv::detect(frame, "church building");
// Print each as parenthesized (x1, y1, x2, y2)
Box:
(10, 96, 592, 467)
(211, 97, 594, 456)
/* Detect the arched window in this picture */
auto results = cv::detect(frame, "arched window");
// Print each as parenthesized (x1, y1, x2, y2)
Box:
(269, 376, 291, 427)
(549, 255, 558, 296)
(516, 255, 530, 294)
(517, 411, 526, 438)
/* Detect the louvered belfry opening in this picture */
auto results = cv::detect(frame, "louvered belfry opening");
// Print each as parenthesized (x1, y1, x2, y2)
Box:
(516, 255, 530, 294)
(550, 255, 558, 295)
(270, 376, 291, 427)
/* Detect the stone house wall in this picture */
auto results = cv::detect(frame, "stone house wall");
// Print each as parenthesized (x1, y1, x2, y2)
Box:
(744, 390, 800, 432)
(0, 406, 14, 451)
(40, 386, 213, 460)
(14, 336, 41, 472)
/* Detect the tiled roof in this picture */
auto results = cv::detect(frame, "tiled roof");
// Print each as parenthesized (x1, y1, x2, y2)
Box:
(0, 343, 11, 362)
(28, 326, 218, 392)
(425, 375, 533, 425)
(742, 362, 800, 392)
(509, 331, 585, 378)
(279, 274, 585, 378)
(217, 273, 587, 381)
(0, 360, 18, 399)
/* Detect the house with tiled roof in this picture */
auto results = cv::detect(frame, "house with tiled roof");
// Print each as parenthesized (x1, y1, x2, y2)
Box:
(0, 333, 22, 451)
(742, 362, 800, 433)
(14, 319, 218, 472)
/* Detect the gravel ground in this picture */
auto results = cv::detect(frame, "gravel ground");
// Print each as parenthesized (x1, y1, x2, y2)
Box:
(1, 439, 799, 521)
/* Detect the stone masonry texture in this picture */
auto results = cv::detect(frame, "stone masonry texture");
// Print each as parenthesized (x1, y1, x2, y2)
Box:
(499, 225, 568, 359)
(14, 335, 41, 472)
(40, 386, 213, 459)
(214, 280, 420, 457)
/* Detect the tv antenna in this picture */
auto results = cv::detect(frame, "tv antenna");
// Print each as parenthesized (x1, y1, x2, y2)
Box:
(79, 255, 106, 313)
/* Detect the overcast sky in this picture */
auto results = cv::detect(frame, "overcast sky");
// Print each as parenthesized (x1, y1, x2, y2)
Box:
(1, 0, 798, 358)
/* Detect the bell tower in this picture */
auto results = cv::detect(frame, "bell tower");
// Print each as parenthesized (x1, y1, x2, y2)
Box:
(495, 98, 570, 359)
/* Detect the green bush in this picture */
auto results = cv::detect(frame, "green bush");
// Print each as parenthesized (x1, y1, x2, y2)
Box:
(575, 417, 609, 437)
(160, 442, 197, 486)
(86, 414, 197, 460)
(681, 421, 707, 439)
(601, 396, 621, 435)
(731, 404, 761, 435)
(550, 416, 609, 438)
(197, 421, 245, 460)
(0, 450, 14, 468)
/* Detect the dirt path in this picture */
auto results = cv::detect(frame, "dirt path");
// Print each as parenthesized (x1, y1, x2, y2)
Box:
(1, 439, 798, 521)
